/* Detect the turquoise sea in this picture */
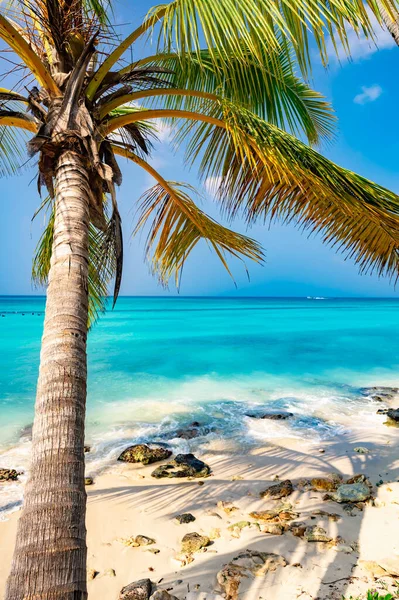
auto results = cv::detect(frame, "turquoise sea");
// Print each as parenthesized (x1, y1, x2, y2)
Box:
(1, 295, 399, 516)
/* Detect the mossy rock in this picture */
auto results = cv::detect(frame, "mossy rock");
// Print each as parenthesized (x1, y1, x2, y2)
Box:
(260, 480, 293, 500)
(118, 444, 172, 465)
(181, 532, 210, 553)
(310, 477, 338, 492)
(0, 469, 20, 482)
(151, 454, 211, 479)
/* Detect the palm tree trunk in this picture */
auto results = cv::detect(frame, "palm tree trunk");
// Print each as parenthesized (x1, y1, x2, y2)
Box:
(377, 0, 399, 45)
(5, 150, 91, 600)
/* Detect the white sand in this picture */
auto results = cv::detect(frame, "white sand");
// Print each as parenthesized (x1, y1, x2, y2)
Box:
(1, 423, 399, 599)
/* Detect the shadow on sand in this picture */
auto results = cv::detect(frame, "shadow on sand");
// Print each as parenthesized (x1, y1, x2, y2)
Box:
(86, 427, 399, 600)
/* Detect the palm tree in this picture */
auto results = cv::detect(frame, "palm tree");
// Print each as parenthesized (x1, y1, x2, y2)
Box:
(376, 0, 399, 43)
(2, 0, 399, 598)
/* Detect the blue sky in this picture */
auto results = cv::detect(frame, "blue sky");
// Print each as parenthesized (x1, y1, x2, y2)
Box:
(1, 2, 399, 297)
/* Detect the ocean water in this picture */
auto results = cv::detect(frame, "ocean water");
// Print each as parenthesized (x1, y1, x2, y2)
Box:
(1, 295, 399, 516)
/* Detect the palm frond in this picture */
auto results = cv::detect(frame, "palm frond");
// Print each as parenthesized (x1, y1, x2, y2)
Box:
(106, 106, 159, 157)
(0, 11, 59, 94)
(82, 0, 112, 25)
(32, 201, 54, 285)
(86, 3, 168, 99)
(134, 178, 263, 286)
(93, 66, 173, 103)
(87, 224, 114, 323)
(0, 122, 31, 176)
(150, 0, 395, 78)
(0, 108, 37, 133)
(0, 89, 28, 104)
(88, 0, 399, 101)
(172, 100, 399, 281)
(114, 48, 336, 146)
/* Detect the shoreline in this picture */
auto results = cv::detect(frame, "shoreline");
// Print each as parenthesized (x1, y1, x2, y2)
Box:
(1, 408, 399, 599)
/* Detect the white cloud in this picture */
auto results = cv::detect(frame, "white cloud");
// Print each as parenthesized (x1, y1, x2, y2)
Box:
(153, 119, 172, 144)
(326, 11, 396, 62)
(204, 175, 223, 194)
(353, 84, 383, 104)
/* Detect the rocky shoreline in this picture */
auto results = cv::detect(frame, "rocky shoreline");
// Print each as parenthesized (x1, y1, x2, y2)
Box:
(108, 467, 399, 600)
(1, 385, 399, 600)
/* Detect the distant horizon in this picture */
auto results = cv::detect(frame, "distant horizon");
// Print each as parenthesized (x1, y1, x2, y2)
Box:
(2, 294, 399, 300)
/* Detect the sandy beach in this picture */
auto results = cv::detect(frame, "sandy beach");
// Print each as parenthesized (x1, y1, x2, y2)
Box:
(1, 406, 398, 600)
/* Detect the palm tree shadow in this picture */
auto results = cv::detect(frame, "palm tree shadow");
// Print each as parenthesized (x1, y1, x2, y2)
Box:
(87, 428, 399, 599)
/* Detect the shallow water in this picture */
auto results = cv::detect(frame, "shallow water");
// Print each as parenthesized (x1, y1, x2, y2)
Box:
(1, 295, 399, 516)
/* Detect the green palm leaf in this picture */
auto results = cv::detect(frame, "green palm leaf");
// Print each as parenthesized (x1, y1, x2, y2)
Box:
(0, 125, 30, 177)
(150, 0, 393, 77)
(116, 47, 336, 145)
(87, 0, 399, 100)
(134, 179, 263, 285)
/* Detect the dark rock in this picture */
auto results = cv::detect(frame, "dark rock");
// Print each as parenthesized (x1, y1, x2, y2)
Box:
(246, 412, 294, 420)
(118, 444, 172, 465)
(345, 473, 371, 486)
(181, 532, 209, 553)
(174, 513, 196, 524)
(175, 428, 201, 440)
(84, 445, 91, 453)
(290, 522, 307, 537)
(119, 579, 153, 600)
(151, 454, 211, 479)
(0, 469, 20, 482)
(377, 409, 389, 414)
(19, 424, 33, 440)
(85, 477, 94, 486)
(360, 386, 399, 401)
(87, 568, 99, 580)
(260, 479, 293, 500)
(150, 591, 179, 600)
(387, 408, 399, 422)
(174, 421, 211, 440)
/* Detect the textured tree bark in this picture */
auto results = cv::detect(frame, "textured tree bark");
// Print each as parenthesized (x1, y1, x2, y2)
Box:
(5, 150, 91, 600)
(377, 0, 399, 45)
